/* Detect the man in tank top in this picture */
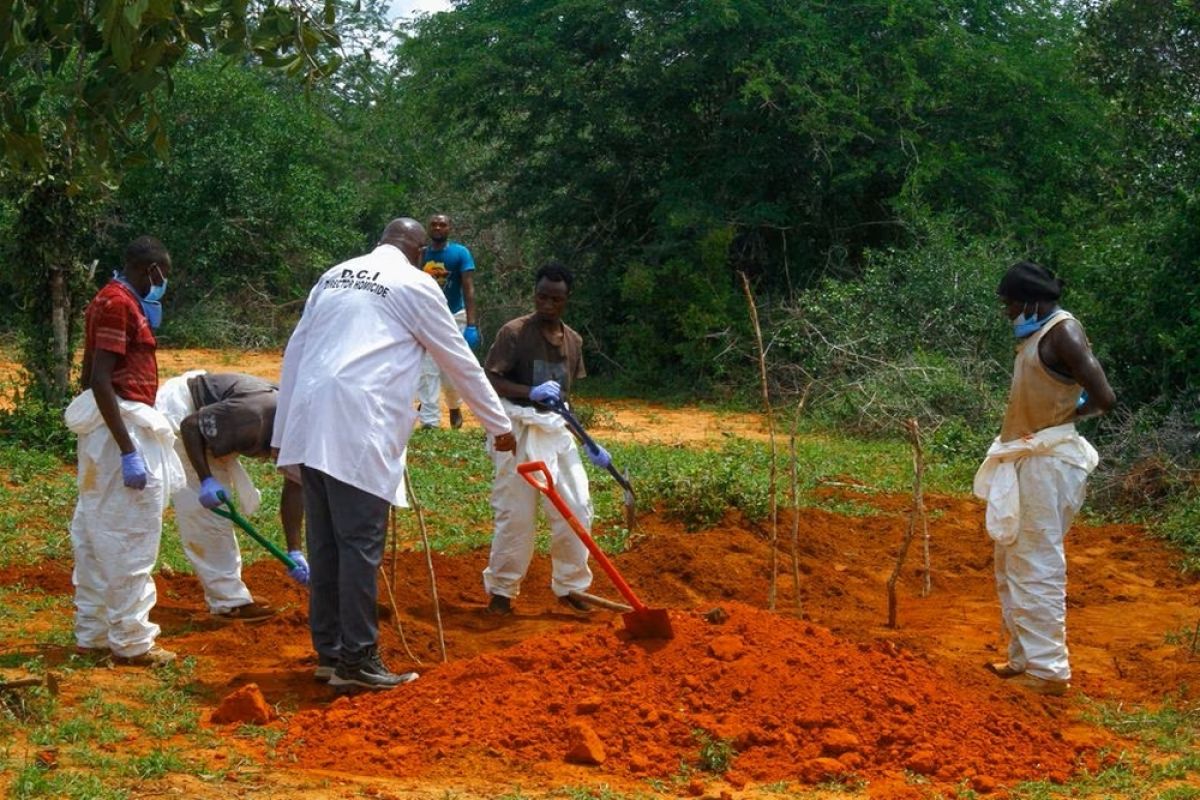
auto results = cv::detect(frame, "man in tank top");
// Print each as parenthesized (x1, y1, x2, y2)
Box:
(973, 260, 1115, 695)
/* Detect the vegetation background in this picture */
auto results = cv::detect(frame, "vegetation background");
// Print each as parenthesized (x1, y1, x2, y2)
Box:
(0, 0, 1197, 538)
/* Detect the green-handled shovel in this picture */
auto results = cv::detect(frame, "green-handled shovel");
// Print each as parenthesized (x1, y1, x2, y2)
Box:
(210, 496, 298, 571)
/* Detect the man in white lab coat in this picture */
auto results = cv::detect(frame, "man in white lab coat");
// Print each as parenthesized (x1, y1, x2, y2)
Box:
(273, 217, 516, 691)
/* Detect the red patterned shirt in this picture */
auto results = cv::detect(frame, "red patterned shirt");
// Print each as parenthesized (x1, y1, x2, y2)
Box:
(83, 280, 158, 405)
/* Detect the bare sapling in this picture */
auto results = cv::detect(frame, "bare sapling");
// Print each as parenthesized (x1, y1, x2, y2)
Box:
(789, 387, 811, 613)
(739, 271, 779, 611)
(381, 506, 421, 664)
(886, 418, 929, 627)
(405, 470, 448, 663)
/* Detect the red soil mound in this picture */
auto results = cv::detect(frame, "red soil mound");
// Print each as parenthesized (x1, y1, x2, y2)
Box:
(283, 603, 1095, 789)
(211, 682, 275, 725)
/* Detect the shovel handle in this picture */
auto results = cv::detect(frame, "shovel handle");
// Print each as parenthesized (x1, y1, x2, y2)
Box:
(210, 497, 297, 570)
(550, 401, 635, 496)
(517, 461, 647, 613)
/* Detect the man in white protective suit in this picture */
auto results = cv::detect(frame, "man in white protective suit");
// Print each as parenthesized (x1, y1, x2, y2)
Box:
(481, 261, 612, 616)
(974, 260, 1115, 695)
(273, 217, 516, 692)
(65, 235, 184, 667)
(156, 371, 309, 622)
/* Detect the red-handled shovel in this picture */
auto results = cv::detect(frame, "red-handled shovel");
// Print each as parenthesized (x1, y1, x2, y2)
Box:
(518, 461, 673, 640)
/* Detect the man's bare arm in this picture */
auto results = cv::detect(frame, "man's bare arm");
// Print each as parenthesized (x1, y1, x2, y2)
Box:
(1043, 321, 1116, 419)
(90, 349, 135, 454)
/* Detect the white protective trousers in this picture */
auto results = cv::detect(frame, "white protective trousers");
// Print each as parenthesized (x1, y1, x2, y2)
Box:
(156, 373, 259, 613)
(975, 425, 1096, 681)
(417, 308, 467, 427)
(66, 392, 184, 657)
(482, 401, 593, 599)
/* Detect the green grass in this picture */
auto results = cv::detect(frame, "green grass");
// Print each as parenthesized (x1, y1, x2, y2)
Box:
(1085, 693, 1200, 753)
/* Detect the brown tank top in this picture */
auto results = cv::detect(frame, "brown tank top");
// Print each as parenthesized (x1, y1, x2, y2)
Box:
(999, 311, 1083, 442)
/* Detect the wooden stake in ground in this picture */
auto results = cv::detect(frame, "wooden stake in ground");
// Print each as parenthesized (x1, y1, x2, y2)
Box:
(380, 506, 421, 665)
(886, 418, 929, 627)
(789, 389, 811, 613)
(405, 470, 448, 663)
(739, 271, 779, 611)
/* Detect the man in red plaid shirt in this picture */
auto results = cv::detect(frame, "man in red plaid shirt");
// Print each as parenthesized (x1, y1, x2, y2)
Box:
(65, 236, 184, 667)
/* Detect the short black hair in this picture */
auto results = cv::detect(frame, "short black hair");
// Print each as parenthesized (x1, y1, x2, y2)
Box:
(997, 260, 1063, 302)
(535, 261, 574, 292)
(124, 236, 169, 270)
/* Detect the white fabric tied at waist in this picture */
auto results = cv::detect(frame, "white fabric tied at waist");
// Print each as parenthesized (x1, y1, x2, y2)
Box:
(154, 370, 262, 515)
(973, 423, 1098, 546)
(64, 389, 187, 506)
(501, 399, 575, 463)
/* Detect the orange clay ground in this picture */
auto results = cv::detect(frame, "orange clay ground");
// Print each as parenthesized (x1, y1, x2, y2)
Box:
(1, 349, 1198, 798)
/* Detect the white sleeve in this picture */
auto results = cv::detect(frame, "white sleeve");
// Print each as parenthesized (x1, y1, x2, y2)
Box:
(401, 279, 512, 437)
(271, 282, 320, 450)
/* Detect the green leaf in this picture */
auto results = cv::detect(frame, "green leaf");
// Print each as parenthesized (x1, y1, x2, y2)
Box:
(110, 18, 134, 70)
(123, 0, 150, 30)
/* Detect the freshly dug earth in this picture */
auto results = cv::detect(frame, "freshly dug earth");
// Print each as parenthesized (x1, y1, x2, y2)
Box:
(284, 603, 1094, 791)
(3, 350, 1199, 795)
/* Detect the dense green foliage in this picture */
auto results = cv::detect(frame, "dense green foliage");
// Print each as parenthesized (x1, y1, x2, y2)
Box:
(0, 0, 1198, 517)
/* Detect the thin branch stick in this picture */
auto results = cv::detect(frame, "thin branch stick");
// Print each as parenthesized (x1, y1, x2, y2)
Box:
(909, 421, 931, 598)
(378, 556, 422, 665)
(405, 470, 448, 663)
(887, 418, 924, 628)
(739, 271, 779, 611)
(790, 386, 811, 613)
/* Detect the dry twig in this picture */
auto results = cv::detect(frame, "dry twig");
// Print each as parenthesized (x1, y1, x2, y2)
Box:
(405, 470, 448, 663)
(740, 271, 779, 611)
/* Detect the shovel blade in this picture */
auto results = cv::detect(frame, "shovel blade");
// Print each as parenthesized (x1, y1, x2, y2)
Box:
(621, 608, 674, 640)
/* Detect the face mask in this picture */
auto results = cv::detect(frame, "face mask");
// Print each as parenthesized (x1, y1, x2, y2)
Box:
(143, 264, 167, 303)
(1012, 304, 1050, 339)
(115, 266, 167, 330)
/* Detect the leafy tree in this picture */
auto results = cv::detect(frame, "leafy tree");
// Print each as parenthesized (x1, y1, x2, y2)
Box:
(1066, 0, 1200, 402)
(0, 0, 342, 401)
(397, 0, 1107, 387)
(115, 57, 371, 346)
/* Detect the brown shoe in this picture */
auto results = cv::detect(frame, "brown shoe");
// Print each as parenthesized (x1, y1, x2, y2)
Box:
(1010, 672, 1069, 696)
(214, 601, 275, 623)
(985, 661, 1024, 679)
(449, 408, 463, 429)
(115, 645, 177, 668)
(487, 594, 513, 615)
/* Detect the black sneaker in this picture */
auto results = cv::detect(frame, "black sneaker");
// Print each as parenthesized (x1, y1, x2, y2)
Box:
(557, 594, 593, 614)
(487, 594, 513, 615)
(328, 652, 418, 691)
(313, 655, 338, 683)
(449, 408, 463, 429)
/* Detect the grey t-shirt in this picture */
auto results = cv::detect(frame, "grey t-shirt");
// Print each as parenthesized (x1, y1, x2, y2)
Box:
(186, 373, 278, 457)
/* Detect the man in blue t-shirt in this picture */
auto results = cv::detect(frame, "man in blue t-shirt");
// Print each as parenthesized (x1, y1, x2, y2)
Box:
(416, 214, 480, 429)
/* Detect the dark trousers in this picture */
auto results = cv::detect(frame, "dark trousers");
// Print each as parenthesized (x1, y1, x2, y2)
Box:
(301, 466, 390, 664)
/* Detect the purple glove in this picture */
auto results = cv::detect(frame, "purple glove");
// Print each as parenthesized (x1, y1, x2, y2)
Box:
(121, 451, 148, 490)
(585, 443, 612, 469)
(463, 325, 481, 349)
(287, 551, 310, 585)
(198, 477, 228, 510)
(529, 381, 561, 405)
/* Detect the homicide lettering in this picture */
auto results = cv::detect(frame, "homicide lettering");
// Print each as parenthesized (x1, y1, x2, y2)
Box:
(323, 268, 390, 297)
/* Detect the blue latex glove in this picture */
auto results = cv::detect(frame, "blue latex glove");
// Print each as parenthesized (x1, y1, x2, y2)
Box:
(198, 477, 228, 510)
(120, 451, 148, 490)
(585, 443, 612, 469)
(1077, 390, 1089, 409)
(287, 550, 310, 585)
(463, 325, 481, 350)
(529, 380, 561, 405)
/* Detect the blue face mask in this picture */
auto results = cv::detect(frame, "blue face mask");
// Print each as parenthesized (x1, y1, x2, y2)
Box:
(1012, 305, 1052, 339)
(115, 265, 167, 330)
